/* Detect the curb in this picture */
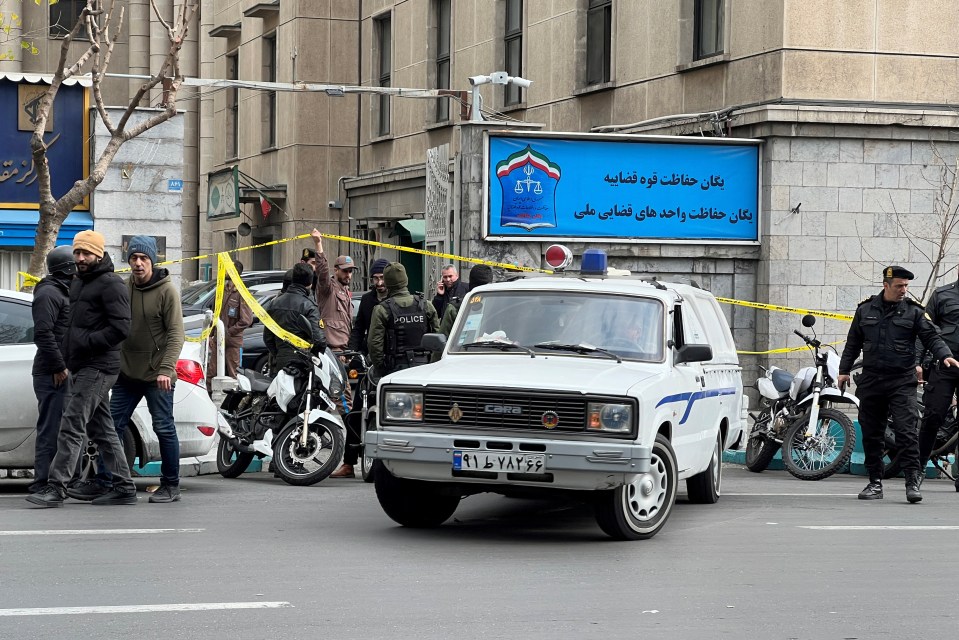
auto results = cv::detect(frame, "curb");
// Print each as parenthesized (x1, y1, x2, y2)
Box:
(725, 421, 947, 478)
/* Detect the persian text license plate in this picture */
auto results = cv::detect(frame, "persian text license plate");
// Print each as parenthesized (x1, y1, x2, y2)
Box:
(452, 450, 546, 474)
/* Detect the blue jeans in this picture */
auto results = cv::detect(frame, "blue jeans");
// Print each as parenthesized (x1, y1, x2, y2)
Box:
(101, 375, 180, 487)
(32, 372, 70, 489)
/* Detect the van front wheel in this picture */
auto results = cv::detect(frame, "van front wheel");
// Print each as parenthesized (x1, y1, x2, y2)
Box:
(594, 434, 677, 540)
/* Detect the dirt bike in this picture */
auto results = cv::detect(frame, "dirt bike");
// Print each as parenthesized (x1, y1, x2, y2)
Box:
(745, 314, 858, 480)
(217, 328, 346, 486)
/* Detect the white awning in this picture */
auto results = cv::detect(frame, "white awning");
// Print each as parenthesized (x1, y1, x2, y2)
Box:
(0, 71, 93, 87)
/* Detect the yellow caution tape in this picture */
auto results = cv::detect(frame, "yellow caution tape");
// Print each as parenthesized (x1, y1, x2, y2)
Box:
(311, 231, 553, 274)
(715, 297, 854, 322)
(736, 340, 846, 356)
(16, 271, 41, 291)
(185, 253, 311, 350)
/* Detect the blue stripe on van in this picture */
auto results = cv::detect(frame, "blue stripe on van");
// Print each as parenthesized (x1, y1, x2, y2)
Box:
(656, 387, 738, 424)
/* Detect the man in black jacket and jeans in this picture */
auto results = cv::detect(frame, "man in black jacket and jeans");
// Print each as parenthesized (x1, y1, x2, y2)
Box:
(264, 263, 327, 372)
(29, 246, 76, 493)
(27, 231, 136, 508)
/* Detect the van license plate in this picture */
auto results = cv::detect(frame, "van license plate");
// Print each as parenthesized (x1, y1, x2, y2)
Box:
(452, 451, 546, 474)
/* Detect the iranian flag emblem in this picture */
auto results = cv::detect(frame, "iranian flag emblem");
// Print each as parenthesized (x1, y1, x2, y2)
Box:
(495, 145, 560, 231)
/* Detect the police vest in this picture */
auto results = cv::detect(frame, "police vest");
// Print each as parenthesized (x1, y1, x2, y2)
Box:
(383, 296, 430, 372)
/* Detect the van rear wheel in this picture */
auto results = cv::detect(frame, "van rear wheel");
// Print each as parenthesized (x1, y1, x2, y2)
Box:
(687, 430, 722, 504)
(594, 434, 677, 540)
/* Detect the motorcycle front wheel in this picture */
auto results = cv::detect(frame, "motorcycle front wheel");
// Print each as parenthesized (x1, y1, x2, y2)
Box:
(745, 412, 780, 473)
(782, 407, 855, 481)
(272, 418, 345, 486)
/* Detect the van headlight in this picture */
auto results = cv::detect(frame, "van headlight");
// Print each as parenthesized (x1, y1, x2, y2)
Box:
(587, 402, 633, 433)
(384, 391, 424, 421)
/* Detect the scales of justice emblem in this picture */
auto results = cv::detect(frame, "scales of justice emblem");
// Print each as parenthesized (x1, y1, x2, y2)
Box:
(495, 145, 561, 231)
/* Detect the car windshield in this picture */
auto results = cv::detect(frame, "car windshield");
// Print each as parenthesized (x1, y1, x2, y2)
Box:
(448, 291, 665, 362)
(181, 281, 215, 305)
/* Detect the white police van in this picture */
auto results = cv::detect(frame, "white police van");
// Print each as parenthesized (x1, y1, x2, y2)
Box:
(365, 248, 744, 540)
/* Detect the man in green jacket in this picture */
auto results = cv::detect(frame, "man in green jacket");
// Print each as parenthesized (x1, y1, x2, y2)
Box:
(368, 263, 439, 379)
(73, 235, 186, 504)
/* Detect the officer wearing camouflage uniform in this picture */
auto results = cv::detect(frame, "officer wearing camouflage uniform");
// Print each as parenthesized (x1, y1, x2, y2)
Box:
(838, 265, 959, 503)
(368, 263, 439, 378)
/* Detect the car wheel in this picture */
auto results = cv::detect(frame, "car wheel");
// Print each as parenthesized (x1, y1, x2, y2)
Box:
(373, 461, 460, 527)
(78, 428, 137, 481)
(593, 433, 677, 540)
(686, 430, 722, 504)
(254, 354, 270, 376)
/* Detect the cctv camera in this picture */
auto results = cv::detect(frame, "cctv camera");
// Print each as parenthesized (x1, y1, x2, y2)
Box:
(468, 75, 491, 86)
(328, 200, 338, 209)
(510, 76, 533, 89)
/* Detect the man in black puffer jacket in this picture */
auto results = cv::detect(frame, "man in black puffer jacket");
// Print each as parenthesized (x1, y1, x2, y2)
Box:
(264, 263, 327, 373)
(27, 231, 136, 508)
(29, 245, 76, 493)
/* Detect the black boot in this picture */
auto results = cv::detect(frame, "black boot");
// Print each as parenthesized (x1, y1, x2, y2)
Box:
(905, 470, 923, 504)
(858, 479, 883, 500)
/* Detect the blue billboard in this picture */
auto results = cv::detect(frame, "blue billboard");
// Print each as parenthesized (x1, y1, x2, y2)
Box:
(0, 80, 88, 209)
(484, 133, 760, 242)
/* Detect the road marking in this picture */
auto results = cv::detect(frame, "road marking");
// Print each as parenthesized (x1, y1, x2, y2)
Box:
(725, 493, 858, 497)
(0, 602, 293, 617)
(0, 528, 204, 536)
(800, 526, 959, 530)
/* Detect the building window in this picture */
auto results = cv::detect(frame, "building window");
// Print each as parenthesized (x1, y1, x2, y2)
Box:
(375, 14, 392, 137)
(435, 0, 451, 122)
(49, 0, 85, 37)
(226, 52, 239, 159)
(694, 0, 724, 60)
(262, 33, 277, 149)
(586, 0, 612, 86)
(504, 0, 523, 105)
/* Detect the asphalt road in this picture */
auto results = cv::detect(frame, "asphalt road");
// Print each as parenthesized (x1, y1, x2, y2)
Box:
(1, 465, 958, 639)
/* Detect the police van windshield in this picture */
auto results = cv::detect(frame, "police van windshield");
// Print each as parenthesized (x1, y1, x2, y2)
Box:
(449, 291, 665, 362)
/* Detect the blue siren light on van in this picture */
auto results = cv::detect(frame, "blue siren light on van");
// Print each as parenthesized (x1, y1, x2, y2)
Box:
(580, 248, 608, 275)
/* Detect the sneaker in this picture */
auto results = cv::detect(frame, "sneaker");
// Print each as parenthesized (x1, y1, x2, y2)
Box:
(91, 488, 138, 506)
(858, 480, 883, 500)
(149, 485, 181, 504)
(25, 484, 65, 508)
(66, 480, 110, 502)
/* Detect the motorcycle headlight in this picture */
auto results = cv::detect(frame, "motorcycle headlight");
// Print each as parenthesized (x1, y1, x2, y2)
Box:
(384, 391, 424, 421)
(329, 377, 344, 398)
(587, 402, 633, 434)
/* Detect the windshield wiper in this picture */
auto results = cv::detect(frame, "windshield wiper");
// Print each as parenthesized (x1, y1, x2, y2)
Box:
(460, 340, 536, 357)
(533, 342, 623, 363)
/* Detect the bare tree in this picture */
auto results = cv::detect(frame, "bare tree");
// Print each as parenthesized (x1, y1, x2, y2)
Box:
(25, 0, 198, 280)
(857, 142, 959, 303)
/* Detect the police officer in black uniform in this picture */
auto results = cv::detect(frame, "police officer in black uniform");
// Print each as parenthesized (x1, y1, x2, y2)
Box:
(838, 266, 959, 503)
(918, 271, 959, 479)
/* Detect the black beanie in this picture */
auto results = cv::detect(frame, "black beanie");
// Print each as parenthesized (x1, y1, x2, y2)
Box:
(469, 265, 494, 290)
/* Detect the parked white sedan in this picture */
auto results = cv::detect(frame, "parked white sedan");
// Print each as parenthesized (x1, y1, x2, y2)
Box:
(0, 288, 218, 476)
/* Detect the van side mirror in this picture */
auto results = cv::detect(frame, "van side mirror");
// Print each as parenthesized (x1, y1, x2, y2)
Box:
(675, 343, 712, 364)
(421, 333, 447, 352)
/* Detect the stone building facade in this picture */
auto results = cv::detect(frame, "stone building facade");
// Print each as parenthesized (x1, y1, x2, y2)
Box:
(197, 0, 959, 374)
(0, 0, 199, 287)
